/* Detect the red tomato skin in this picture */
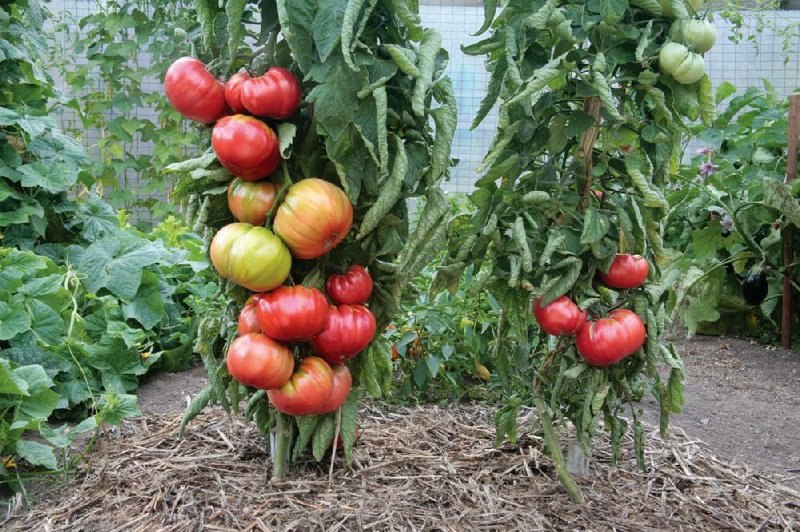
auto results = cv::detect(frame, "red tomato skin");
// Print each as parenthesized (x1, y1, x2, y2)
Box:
(533, 296, 587, 336)
(315, 364, 352, 414)
(226, 333, 294, 390)
(255, 285, 329, 342)
(237, 296, 262, 335)
(273, 178, 354, 259)
(164, 57, 228, 123)
(211, 115, 280, 181)
(227, 178, 277, 226)
(224, 71, 251, 114)
(241, 67, 302, 120)
(311, 305, 376, 364)
(599, 254, 650, 289)
(267, 356, 334, 416)
(326, 265, 373, 305)
(576, 309, 647, 366)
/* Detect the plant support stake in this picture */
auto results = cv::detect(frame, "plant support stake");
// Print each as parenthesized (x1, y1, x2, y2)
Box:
(783, 95, 800, 349)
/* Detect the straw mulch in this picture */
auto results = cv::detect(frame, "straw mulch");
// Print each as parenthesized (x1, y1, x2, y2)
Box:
(5, 404, 799, 531)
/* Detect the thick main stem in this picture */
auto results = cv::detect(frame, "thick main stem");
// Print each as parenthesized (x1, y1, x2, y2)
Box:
(578, 96, 602, 212)
(782, 94, 800, 348)
(272, 412, 290, 481)
(533, 393, 585, 504)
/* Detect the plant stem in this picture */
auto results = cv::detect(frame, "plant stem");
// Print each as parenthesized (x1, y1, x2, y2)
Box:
(532, 393, 585, 504)
(265, 161, 294, 227)
(328, 407, 342, 484)
(272, 412, 289, 481)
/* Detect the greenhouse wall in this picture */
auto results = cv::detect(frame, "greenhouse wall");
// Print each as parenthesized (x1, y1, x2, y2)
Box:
(49, 2, 800, 207)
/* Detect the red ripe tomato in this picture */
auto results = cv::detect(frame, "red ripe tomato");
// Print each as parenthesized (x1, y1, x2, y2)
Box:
(576, 309, 647, 366)
(211, 115, 280, 181)
(533, 296, 587, 336)
(164, 57, 228, 123)
(226, 333, 294, 390)
(600, 254, 649, 289)
(267, 356, 334, 416)
(311, 305, 376, 364)
(273, 178, 353, 259)
(227, 178, 277, 226)
(237, 296, 261, 335)
(241, 67, 302, 120)
(325, 265, 373, 305)
(224, 71, 250, 114)
(316, 364, 352, 414)
(255, 285, 329, 342)
(209, 223, 291, 292)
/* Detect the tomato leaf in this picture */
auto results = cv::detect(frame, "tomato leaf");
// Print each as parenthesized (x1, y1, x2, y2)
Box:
(311, 413, 336, 462)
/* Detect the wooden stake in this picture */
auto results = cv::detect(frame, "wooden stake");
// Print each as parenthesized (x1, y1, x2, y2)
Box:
(782, 95, 800, 349)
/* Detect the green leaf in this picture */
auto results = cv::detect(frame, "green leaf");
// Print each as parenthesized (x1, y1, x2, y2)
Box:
(312, 0, 348, 62)
(121, 270, 165, 330)
(311, 413, 335, 462)
(16, 440, 57, 470)
(276, 123, 297, 159)
(26, 298, 65, 345)
(385, 45, 420, 78)
(357, 135, 406, 239)
(474, 0, 497, 35)
(387, 0, 422, 41)
(580, 208, 610, 244)
(600, 0, 628, 24)
(635, 20, 653, 62)
(504, 52, 567, 109)
(276, 0, 316, 73)
(225, 0, 247, 61)
(763, 178, 800, 227)
(339, 388, 361, 465)
(715, 81, 736, 104)
(429, 79, 457, 184)
(194, 0, 216, 51)
(341, 0, 367, 71)
(0, 359, 27, 395)
(0, 300, 32, 340)
(698, 75, 715, 127)
(411, 29, 442, 117)
(624, 151, 669, 210)
(97, 392, 140, 425)
(292, 415, 320, 461)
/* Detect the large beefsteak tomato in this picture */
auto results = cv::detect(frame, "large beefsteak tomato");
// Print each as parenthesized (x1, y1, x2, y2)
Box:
(273, 178, 353, 259)
(316, 364, 352, 414)
(267, 356, 334, 416)
(311, 305, 376, 364)
(224, 71, 250, 114)
(164, 57, 228, 123)
(237, 296, 261, 335)
(599, 254, 649, 289)
(326, 265, 373, 305)
(210, 223, 291, 292)
(255, 285, 329, 341)
(241, 67, 302, 120)
(226, 333, 294, 390)
(227, 178, 277, 226)
(533, 296, 587, 336)
(211, 115, 280, 181)
(575, 309, 647, 366)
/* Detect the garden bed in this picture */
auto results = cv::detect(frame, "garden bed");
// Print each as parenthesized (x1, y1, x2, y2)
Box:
(5, 402, 799, 531)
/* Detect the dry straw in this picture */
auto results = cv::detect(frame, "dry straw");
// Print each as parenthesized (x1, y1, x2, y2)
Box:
(5, 405, 799, 531)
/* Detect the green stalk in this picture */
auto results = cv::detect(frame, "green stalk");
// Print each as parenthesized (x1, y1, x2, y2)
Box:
(272, 412, 290, 480)
(533, 393, 585, 504)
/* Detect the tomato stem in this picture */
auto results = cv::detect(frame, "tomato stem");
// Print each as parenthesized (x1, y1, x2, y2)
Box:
(265, 161, 294, 227)
(533, 393, 585, 504)
(272, 411, 289, 480)
(328, 407, 343, 483)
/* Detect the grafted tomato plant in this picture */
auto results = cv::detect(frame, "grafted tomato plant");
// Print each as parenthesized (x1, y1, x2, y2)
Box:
(173, 0, 456, 480)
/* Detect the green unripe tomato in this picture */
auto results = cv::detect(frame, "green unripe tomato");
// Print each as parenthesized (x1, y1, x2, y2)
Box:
(672, 52, 705, 84)
(658, 42, 689, 75)
(210, 223, 292, 292)
(682, 20, 716, 53)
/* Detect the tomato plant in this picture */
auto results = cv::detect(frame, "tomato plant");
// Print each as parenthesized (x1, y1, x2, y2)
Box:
(326, 265, 373, 305)
(434, 0, 713, 501)
(172, 0, 456, 476)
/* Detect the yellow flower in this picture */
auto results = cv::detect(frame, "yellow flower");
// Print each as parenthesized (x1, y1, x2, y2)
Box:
(2, 456, 17, 469)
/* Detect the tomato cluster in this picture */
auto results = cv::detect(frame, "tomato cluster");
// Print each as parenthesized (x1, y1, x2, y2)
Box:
(227, 267, 375, 415)
(532, 254, 650, 367)
(164, 57, 374, 416)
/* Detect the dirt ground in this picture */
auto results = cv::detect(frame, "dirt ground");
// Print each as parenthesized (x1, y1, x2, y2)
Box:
(2, 334, 799, 530)
(137, 335, 800, 488)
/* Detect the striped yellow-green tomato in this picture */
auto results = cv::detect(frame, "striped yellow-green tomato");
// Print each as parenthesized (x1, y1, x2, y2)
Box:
(210, 223, 291, 291)
(658, 42, 689, 75)
(671, 52, 705, 85)
(227, 178, 277, 226)
(273, 178, 353, 259)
